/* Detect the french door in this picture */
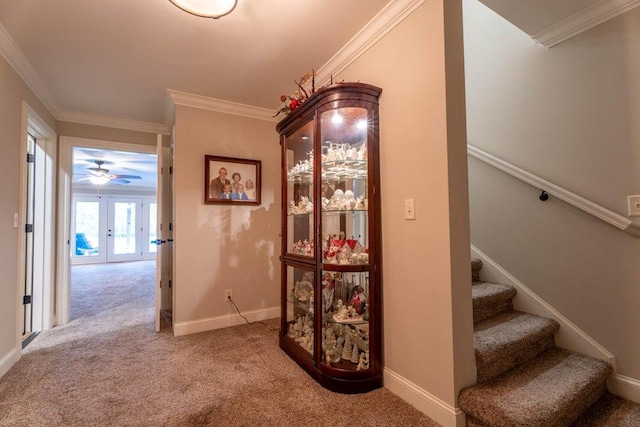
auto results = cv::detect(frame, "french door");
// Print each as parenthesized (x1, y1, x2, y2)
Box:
(72, 196, 157, 264)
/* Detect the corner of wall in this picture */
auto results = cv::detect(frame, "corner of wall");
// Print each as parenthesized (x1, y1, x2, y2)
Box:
(384, 367, 467, 427)
(0, 346, 21, 379)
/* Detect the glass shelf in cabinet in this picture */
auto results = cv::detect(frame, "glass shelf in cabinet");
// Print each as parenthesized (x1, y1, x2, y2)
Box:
(321, 209, 368, 214)
(320, 264, 370, 272)
(287, 211, 313, 216)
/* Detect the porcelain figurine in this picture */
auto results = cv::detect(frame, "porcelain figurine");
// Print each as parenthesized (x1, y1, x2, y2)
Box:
(351, 344, 360, 364)
(357, 145, 367, 160)
(321, 273, 335, 313)
(341, 333, 353, 360)
(349, 286, 366, 315)
(357, 352, 369, 370)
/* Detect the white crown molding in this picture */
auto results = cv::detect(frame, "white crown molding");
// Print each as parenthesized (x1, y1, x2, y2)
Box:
(316, 0, 426, 86)
(532, 0, 640, 48)
(167, 89, 278, 122)
(0, 22, 60, 118)
(59, 110, 169, 135)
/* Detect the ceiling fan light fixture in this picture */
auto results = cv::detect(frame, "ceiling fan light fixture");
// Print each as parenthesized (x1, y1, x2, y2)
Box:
(89, 176, 111, 186)
(169, 0, 238, 19)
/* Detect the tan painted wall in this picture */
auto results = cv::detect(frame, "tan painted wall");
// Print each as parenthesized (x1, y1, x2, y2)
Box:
(172, 105, 280, 324)
(465, 0, 640, 379)
(57, 121, 161, 147)
(0, 55, 56, 361)
(336, 0, 475, 407)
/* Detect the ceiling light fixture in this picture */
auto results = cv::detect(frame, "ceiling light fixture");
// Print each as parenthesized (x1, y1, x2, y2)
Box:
(169, 0, 238, 19)
(89, 176, 110, 186)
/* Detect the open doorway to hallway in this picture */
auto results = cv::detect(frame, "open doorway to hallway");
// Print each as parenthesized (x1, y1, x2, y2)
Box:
(57, 135, 173, 332)
(70, 146, 158, 324)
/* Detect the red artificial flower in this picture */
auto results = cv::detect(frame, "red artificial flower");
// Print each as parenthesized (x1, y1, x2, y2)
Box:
(280, 94, 287, 103)
(289, 99, 299, 110)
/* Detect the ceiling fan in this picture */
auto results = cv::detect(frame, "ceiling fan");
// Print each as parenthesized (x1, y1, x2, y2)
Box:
(78, 160, 143, 185)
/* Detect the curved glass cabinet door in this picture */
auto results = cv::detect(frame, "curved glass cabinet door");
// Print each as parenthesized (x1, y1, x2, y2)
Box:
(284, 121, 315, 258)
(285, 265, 315, 356)
(320, 107, 369, 267)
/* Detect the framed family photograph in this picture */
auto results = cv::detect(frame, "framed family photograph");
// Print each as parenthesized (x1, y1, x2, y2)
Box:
(205, 155, 261, 205)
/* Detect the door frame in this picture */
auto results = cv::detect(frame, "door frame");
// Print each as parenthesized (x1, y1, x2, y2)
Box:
(16, 102, 57, 347)
(57, 136, 157, 325)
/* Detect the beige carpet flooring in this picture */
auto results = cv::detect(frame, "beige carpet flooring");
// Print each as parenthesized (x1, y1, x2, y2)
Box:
(0, 261, 440, 427)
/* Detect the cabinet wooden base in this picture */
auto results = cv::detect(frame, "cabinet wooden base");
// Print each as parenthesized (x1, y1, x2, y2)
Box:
(280, 336, 382, 394)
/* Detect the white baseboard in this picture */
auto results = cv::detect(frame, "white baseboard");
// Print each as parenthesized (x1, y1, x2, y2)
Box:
(470, 245, 616, 368)
(608, 374, 640, 404)
(173, 306, 280, 337)
(0, 346, 21, 379)
(384, 368, 466, 427)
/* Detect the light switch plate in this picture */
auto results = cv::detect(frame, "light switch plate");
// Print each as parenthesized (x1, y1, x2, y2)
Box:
(628, 195, 640, 217)
(405, 199, 416, 220)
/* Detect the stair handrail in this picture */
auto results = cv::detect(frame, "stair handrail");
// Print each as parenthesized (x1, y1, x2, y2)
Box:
(467, 144, 640, 238)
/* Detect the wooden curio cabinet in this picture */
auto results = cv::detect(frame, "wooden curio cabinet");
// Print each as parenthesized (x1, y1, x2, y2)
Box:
(276, 83, 382, 393)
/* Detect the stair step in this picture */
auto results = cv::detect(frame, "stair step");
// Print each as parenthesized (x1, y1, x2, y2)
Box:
(471, 258, 483, 282)
(459, 348, 613, 427)
(475, 311, 559, 382)
(472, 282, 517, 323)
(570, 392, 640, 426)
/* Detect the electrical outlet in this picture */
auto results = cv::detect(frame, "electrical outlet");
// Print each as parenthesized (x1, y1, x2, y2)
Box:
(224, 289, 233, 302)
(627, 196, 640, 216)
(628, 195, 640, 217)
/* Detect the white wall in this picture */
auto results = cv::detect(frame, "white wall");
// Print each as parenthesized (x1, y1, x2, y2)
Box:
(336, 0, 475, 421)
(0, 54, 56, 375)
(464, 0, 640, 380)
(172, 105, 281, 334)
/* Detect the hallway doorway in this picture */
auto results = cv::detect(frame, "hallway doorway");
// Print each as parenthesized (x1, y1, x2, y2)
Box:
(57, 137, 160, 326)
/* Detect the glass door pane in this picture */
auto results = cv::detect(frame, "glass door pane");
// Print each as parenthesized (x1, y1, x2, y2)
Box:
(285, 265, 314, 356)
(285, 121, 315, 258)
(320, 107, 370, 266)
(107, 198, 142, 262)
(148, 202, 157, 253)
(72, 197, 107, 265)
(74, 201, 101, 257)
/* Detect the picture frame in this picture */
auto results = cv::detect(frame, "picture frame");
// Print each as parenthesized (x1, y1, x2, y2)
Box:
(204, 155, 261, 205)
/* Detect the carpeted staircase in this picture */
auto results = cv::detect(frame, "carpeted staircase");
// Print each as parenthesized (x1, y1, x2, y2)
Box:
(459, 259, 640, 427)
